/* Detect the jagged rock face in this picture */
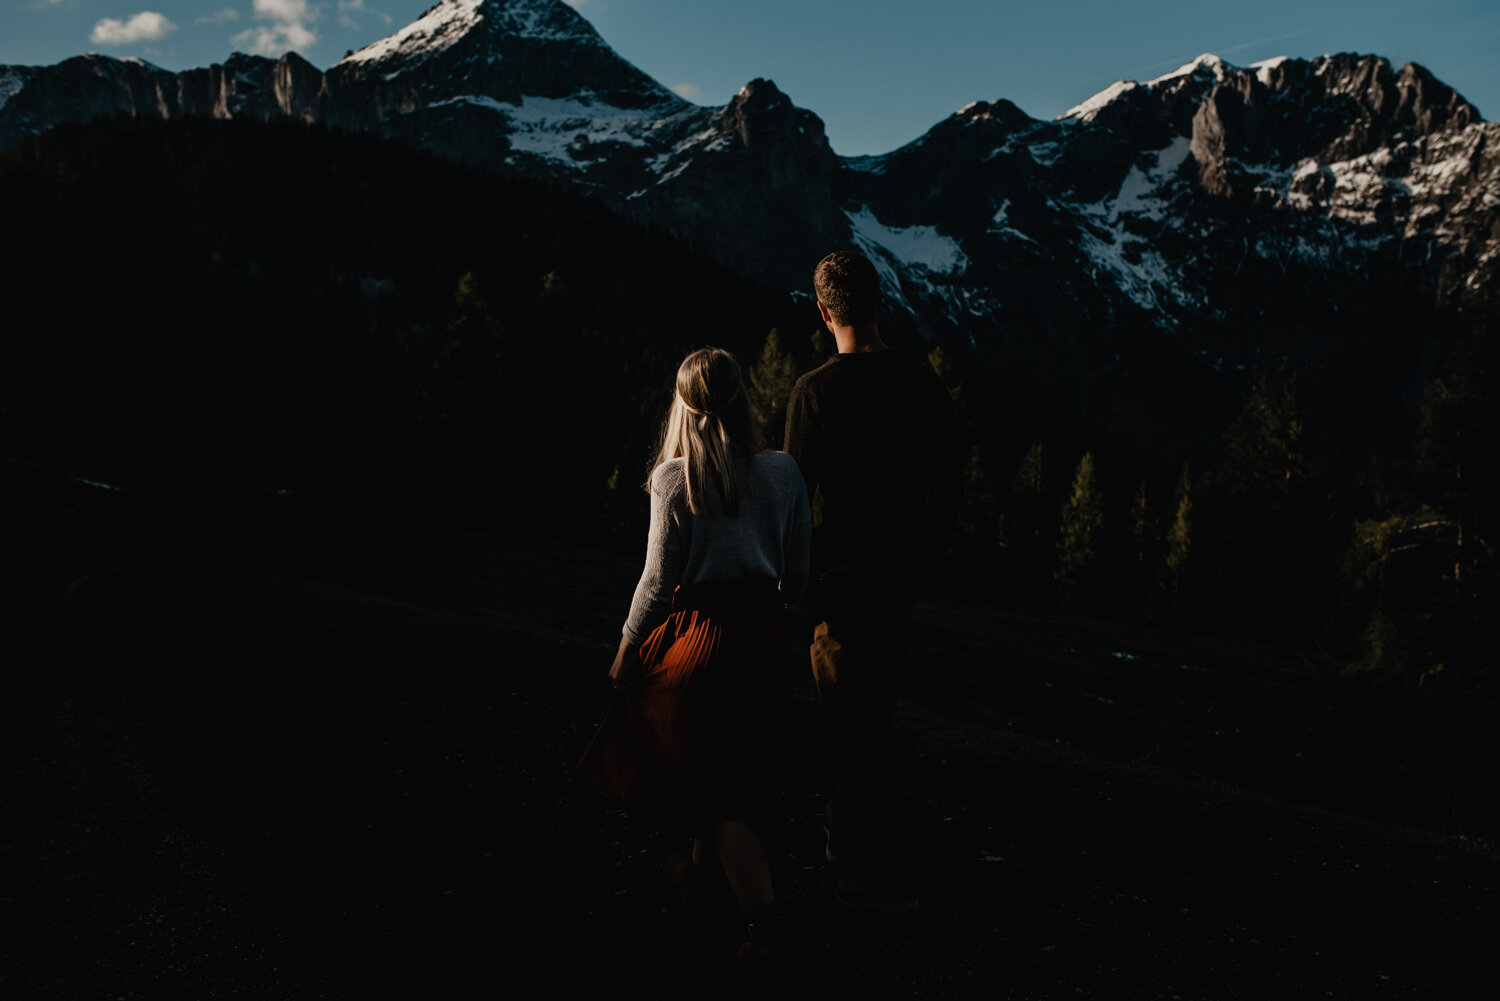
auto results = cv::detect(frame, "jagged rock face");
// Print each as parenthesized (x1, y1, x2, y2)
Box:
(0, 51, 325, 135)
(0, 55, 180, 135)
(1189, 54, 1482, 198)
(628, 79, 844, 288)
(2, 3, 1496, 464)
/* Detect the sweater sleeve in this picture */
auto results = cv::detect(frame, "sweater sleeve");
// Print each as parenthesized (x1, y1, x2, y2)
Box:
(622, 465, 683, 644)
(780, 470, 812, 606)
(783, 376, 819, 498)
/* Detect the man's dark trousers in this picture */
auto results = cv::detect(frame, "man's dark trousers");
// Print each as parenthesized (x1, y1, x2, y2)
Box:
(809, 567, 911, 867)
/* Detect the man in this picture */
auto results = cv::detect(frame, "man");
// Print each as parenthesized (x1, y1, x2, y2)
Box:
(783, 250, 959, 913)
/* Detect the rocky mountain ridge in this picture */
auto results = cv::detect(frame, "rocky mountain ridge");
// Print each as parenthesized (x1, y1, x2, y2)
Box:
(3, 0, 1496, 462)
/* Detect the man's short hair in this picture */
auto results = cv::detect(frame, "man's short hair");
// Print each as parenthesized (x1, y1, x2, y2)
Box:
(814, 250, 881, 326)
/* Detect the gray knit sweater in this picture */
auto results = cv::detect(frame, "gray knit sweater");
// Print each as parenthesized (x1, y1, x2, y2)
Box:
(623, 450, 812, 644)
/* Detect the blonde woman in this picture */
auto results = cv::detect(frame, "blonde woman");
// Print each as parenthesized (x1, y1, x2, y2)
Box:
(579, 347, 811, 961)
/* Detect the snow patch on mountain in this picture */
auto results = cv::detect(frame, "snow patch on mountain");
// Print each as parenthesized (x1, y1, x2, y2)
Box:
(1263, 127, 1500, 240)
(340, 0, 484, 69)
(987, 199, 1037, 244)
(1079, 223, 1190, 315)
(1407, 128, 1499, 204)
(639, 118, 735, 184)
(1025, 140, 1064, 166)
(1103, 137, 1192, 222)
(432, 91, 686, 168)
(1323, 155, 1407, 226)
(845, 206, 969, 275)
(1058, 80, 1138, 122)
(1251, 55, 1289, 86)
(842, 206, 971, 321)
(0, 69, 25, 112)
(981, 123, 1055, 164)
(1067, 164, 1195, 315)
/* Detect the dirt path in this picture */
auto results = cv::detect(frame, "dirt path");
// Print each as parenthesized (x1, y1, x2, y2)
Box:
(4, 530, 1495, 999)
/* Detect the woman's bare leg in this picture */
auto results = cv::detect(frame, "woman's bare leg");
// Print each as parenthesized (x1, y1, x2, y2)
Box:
(714, 820, 774, 911)
(691, 837, 709, 867)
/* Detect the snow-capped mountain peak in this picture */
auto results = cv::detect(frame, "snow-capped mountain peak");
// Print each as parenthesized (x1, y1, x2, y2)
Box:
(337, 0, 615, 75)
(338, 0, 486, 68)
(1059, 53, 1236, 122)
(1146, 52, 1234, 87)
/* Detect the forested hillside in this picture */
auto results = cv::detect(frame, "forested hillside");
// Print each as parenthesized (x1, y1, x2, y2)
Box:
(3, 115, 1495, 785)
(2, 116, 806, 530)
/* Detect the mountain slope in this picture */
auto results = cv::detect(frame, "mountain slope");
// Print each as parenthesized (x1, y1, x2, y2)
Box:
(1, 0, 1496, 464)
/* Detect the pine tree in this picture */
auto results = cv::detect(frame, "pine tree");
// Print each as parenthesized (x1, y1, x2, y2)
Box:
(1006, 441, 1049, 589)
(747, 327, 800, 443)
(1212, 370, 1327, 635)
(1012, 442, 1046, 522)
(1415, 314, 1499, 596)
(420, 270, 505, 423)
(927, 345, 958, 402)
(960, 443, 998, 548)
(1055, 451, 1104, 604)
(1131, 479, 1151, 566)
(1163, 462, 1193, 615)
(1346, 313, 1500, 694)
(1220, 371, 1311, 510)
(809, 326, 834, 364)
(1129, 478, 1155, 616)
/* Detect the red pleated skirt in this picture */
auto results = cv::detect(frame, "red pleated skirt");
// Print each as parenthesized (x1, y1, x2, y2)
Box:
(577, 577, 794, 837)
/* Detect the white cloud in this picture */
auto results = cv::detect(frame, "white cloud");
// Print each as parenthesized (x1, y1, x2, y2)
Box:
(90, 11, 177, 45)
(232, 23, 317, 55)
(232, 0, 320, 57)
(671, 82, 701, 101)
(195, 7, 241, 25)
(254, 0, 311, 21)
(337, 0, 392, 29)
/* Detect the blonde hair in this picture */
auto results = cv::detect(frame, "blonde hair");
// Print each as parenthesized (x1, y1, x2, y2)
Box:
(651, 347, 762, 515)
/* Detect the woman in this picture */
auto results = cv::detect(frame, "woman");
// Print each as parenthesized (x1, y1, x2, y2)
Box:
(579, 347, 811, 961)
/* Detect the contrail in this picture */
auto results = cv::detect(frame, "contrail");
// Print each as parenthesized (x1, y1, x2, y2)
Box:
(1222, 28, 1316, 55)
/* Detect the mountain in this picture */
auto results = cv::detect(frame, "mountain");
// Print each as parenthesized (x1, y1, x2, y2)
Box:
(2, 0, 1496, 464)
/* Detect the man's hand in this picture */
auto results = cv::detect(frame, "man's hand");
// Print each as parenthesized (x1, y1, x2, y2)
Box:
(608, 636, 643, 691)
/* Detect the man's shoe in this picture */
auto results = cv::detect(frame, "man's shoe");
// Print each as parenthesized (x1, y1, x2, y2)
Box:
(663, 854, 705, 911)
(835, 868, 918, 914)
(822, 800, 854, 863)
(822, 823, 840, 863)
(736, 907, 783, 964)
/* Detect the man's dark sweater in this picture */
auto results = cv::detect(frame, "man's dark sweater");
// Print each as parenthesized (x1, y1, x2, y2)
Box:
(783, 349, 959, 588)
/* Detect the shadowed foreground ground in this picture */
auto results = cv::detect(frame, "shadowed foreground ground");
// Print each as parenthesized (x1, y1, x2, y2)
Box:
(3, 505, 1497, 999)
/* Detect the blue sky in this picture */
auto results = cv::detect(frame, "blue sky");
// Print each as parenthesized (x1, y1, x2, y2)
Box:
(4, 0, 1496, 154)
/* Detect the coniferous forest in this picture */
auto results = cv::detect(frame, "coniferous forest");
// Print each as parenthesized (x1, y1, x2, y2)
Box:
(3, 117, 1497, 997)
(4, 116, 1496, 822)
